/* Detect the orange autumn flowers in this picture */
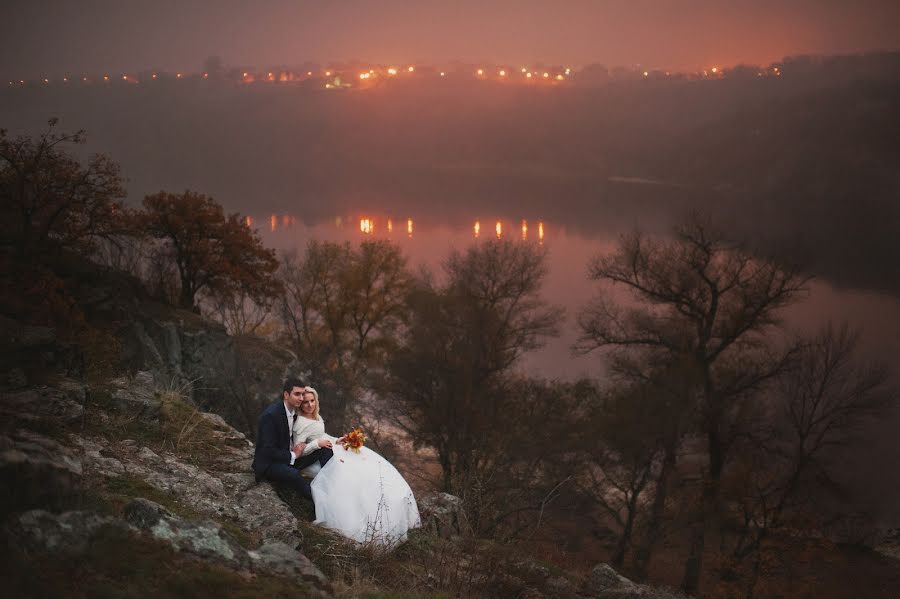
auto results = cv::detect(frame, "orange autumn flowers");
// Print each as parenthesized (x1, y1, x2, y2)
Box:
(341, 428, 367, 453)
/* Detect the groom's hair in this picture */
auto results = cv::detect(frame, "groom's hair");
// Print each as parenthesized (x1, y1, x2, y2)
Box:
(283, 377, 306, 394)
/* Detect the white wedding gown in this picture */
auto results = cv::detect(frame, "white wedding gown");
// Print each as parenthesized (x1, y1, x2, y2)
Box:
(294, 417, 421, 546)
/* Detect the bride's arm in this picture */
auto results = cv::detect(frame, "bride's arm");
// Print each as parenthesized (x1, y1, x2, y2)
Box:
(303, 432, 339, 453)
(295, 420, 338, 455)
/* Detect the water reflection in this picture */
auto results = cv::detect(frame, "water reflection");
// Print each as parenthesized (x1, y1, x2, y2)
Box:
(249, 213, 899, 385)
(254, 213, 546, 244)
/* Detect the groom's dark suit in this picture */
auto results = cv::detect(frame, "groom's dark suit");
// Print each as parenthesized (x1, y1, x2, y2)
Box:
(252, 400, 332, 500)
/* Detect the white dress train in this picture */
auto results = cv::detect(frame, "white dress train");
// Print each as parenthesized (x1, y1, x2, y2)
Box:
(293, 416, 421, 546)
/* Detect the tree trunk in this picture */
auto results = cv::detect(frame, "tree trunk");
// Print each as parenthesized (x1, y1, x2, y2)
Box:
(440, 451, 454, 494)
(179, 284, 196, 312)
(682, 428, 725, 596)
(633, 443, 676, 578)
(612, 491, 640, 568)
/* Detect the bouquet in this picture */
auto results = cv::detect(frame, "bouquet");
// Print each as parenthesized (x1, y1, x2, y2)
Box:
(340, 427, 367, 453)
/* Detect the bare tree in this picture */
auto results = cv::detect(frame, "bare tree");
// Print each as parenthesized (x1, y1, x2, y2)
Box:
(576, 214, 811, 595)
(205, 289, 275, 337)
(724, 323, 895, 598)
(577, 382, 664, 568)
(278, 239, 411, 428)
(383, 240, 564, 514)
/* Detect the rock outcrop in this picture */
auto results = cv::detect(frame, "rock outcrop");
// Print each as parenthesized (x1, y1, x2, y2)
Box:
(1, 372, 334, 597)
(7, 503, 332, 597)
(1, 257, 301, 437)
(418, 491, 472, 538)
(0, 428, 83, 514)
(582, 563, 686, 598)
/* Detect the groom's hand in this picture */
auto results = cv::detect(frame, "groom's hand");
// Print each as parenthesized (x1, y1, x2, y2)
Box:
(292, 442, 307, 457)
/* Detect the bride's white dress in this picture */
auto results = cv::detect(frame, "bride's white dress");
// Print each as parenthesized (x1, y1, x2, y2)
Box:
(293, 416, 421, 546)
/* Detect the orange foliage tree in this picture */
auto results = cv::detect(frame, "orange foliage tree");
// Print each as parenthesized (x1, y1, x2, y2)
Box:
(137, 190, 281, 312)
(0, 119, 127, 259)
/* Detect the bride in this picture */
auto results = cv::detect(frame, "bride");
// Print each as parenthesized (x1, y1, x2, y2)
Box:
(292, 387, 421, 546)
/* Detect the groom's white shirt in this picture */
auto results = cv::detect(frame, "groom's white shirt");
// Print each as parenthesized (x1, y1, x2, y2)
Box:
(283, 402, 298, 465)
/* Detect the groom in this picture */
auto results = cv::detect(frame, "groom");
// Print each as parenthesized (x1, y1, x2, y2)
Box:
(251, 377, 333, 500)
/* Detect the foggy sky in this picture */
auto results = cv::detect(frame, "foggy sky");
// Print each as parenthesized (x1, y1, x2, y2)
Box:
(3, 0, 900, 80)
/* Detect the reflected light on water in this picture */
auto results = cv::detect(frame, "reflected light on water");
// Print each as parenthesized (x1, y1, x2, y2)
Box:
(263, 214, 550, 245)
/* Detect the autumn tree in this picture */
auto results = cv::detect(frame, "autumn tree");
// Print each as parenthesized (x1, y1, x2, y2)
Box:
(278, 239, 411, 428)
(0, 119, 126, 259)
(576, 214, 810, 595)
(383, 240, 565, 526)
(136, 190, 281, 312)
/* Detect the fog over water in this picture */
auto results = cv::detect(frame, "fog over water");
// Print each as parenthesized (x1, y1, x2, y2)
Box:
(2, 72, 897, 374)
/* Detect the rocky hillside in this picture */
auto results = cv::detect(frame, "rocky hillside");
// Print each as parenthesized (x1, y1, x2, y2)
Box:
(0, 256, 686, 598)
(3, 253, 299, 436)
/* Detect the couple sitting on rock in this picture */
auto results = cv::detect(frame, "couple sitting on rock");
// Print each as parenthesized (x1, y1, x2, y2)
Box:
(251, 377, 420, 546)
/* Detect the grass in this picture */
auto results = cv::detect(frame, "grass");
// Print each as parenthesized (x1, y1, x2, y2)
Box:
(288, 514, 563, 598)
(79, 380, 240, 467)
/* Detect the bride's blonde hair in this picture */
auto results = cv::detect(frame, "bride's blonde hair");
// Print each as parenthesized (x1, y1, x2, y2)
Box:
(303, 386, 321, 420)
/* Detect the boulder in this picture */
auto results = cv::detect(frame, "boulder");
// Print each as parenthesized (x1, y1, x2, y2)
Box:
(181, 329, 301, 436)
(418, 492, 472, 538)
(0, 316, 81, 380)
(124, 497, 251, 571)
(583, 563, 687, 598)
(90, 440, 301, 549)
(587, 563, 637, 593)
(108, 371, 161, 419)
(123, 498, 331, 596)
(250, 540, 332, 594)
(875, 528, 900, 561)
(113, 303, 300, 438)
(0, 380, 86, 427)
(75, 436, 125, 478)
(8, 509, 133, 553)
(0, 429, 82, 513)
(8, 505, 332, 598)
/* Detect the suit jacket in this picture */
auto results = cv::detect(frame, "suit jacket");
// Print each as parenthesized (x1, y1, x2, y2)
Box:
(252, 400, 294, 481)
